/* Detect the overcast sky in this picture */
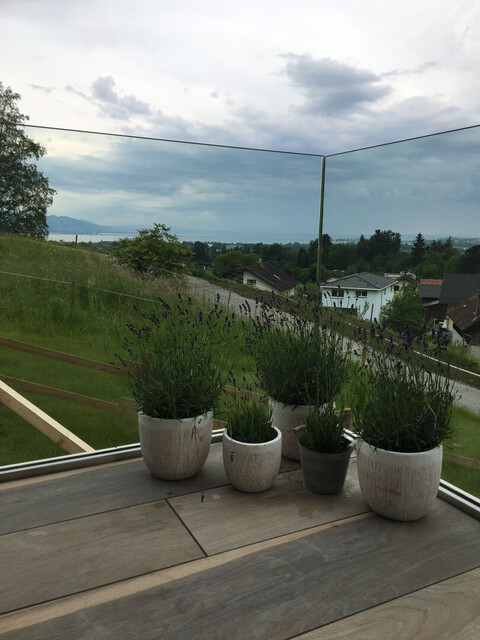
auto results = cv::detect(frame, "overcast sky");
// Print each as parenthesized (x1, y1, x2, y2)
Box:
(1, 1, 480, 241)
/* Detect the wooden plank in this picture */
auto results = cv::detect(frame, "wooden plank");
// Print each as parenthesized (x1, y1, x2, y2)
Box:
(0, 513, 372, 636)
(443, 451, 480, 470)
(0, 443, 297, 534)
(0, 444, 229, 534)
(0, 336, 125, 376)
(0, 500, 204, 614)
(168, 460, 369, 554)
(295, 567, 480, 639)
(0, 375, 137, 417)
(1, 500, 479, 639)
(0, 380, 94, 454)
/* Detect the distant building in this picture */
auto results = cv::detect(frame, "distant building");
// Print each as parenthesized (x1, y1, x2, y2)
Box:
(320, 272, 397, 320)
(448, 293, 480, 360)
(384, 272, 416, 292)
(439, 274, 480, 332)
(236, 262, 297, 296)
(419, 278, 445, 323)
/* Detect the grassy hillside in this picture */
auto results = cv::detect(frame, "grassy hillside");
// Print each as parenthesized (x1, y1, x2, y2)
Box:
(0, 234, 239, 464)
(0, 234, 181, 357)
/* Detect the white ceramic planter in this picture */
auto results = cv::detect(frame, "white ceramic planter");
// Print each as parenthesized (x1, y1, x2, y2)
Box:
(356, 440, 443, 521)
(138, 411, 213, 480)
(269, 399, 314, 460)
(223, 427, 282, 492)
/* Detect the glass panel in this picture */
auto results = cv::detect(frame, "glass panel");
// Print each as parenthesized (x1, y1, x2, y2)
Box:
(325, 126, 480, 498)
(32, 128, 323, 244)
(1, 126, 323, 465)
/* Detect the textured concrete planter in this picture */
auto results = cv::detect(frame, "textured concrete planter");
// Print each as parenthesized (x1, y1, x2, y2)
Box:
(298, 442, 353, 495)
(138, 411, 213, 480)
(269, 400, 314, 460)
(357, 440, 443, 521)
(223, 427, 282, 492)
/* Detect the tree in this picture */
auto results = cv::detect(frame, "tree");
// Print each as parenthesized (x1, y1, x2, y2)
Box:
(379, 283, 424, 332)
(410, 233, 426, 265)
(211, 250, 258, 277)
(113, 223, 193, 276)
(367, 229, 401, 258)
(0, 83, 55, 238)
(457, 244, 480, 274)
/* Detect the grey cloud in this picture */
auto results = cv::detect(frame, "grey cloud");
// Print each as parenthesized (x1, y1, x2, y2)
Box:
(381, 61, 438, 78)
(280, 54, 391, 115)
(65, 85, 89, 100)
(91, 76, 152, 119)
(29, 84, 53, 93)
(36, 127, 322, 242)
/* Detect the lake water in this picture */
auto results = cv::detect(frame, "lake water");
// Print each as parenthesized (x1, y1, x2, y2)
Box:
(47, 233, 136, 243)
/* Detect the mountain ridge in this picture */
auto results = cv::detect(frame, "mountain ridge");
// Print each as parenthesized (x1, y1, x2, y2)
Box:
(47, 215, 138, 234)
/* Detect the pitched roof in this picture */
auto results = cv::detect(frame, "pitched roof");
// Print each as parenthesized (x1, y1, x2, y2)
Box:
(448, 295, 480, 331)
(439, 273, 480, 304)
(242, 262, 298, 292)
(419, 279, 443, 300)
(322, 272, 397, 290)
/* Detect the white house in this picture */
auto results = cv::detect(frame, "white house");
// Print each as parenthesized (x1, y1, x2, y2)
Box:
(320, 272, 397, 320)
(237, 262, 298, 297)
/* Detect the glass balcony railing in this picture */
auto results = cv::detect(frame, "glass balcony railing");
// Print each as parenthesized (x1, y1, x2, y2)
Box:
(0, 123, 479, 501)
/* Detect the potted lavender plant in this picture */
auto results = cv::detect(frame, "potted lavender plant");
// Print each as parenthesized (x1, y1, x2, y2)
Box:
(119, 296, 233, 480)
(294, 403, 354, 494)
(246, 300, 350, 460)
(352, 324, 455, 521)
(223, 397, 282, 493)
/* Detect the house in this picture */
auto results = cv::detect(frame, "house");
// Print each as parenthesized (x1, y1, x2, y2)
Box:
(384, 272, 416, 292)
(237, 261, 298, 296)
(320, 272, 397, 320)
(439, 273, 480, 332)
(448, 293, 480, 360)
(419, 278, 445, 324)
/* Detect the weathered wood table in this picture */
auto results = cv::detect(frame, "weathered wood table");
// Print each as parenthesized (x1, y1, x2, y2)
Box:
(1, 444, 479, 639)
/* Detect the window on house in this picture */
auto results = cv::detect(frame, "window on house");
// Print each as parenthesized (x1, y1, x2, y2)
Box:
(355, 290, 367, 298)
(247, 279, 256, 286)
(394, 285, 400, 292)
(331, 289, 344, 298)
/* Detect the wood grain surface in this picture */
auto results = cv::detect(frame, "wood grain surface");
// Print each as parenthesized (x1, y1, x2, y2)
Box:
(0, 444, 229, 534)
(1, 499, 478, 640)
(294, 567, 480, 640)
(169, 461, 368, 554)
(0, 500, 204, 614)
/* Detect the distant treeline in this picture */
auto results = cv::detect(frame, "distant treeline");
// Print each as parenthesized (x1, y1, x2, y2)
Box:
(185, 231, 480, 281)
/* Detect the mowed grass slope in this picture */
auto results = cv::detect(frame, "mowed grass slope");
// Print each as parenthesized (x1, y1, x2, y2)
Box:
(0, 234, 244, 464)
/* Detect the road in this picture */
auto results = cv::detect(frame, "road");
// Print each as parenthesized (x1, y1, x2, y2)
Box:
(186, 275, 480, 416)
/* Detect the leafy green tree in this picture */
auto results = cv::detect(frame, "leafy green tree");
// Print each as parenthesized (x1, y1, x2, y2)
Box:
(355, 234, 369, 260)
(367, 229, 401, 258)
(457, 244, 480, 274)
(211, 250, 258, 277)
(0, 82, 55, 238)
(113, 223, 192, 276)
(411, 233, 426, 265)
(192, 241, 211, 264)
(297, 247, 310, 268)
(379, 283, 424, 331)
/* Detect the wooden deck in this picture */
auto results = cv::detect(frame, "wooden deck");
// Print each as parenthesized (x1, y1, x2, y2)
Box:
(1, 444, 479, 639)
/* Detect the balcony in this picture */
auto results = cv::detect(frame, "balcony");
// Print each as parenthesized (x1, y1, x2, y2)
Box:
(1, 439, 479, 639)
